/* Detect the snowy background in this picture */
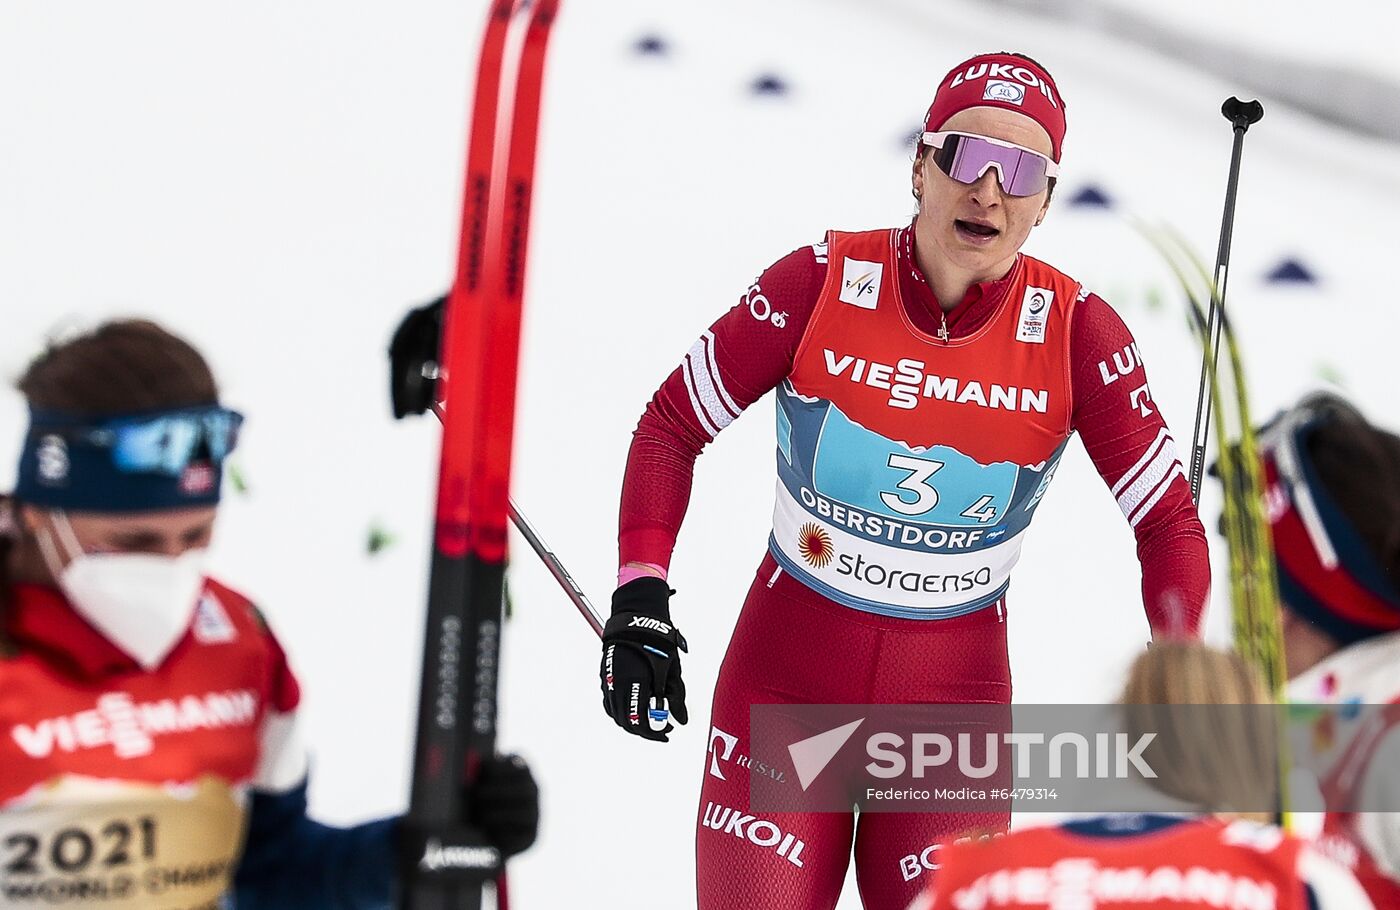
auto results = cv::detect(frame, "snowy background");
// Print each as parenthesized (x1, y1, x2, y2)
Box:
(3, 0, 1400, 907)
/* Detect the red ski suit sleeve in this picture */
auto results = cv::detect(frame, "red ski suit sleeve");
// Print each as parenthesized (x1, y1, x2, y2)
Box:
(619, 234, 1209, 636)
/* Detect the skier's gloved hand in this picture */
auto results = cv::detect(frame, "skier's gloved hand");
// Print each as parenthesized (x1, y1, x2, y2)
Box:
(398, 753, 539, 885)
(389, 293, 446, 418)
(599, 577, 688, 742)
(464, 753, 539, 858)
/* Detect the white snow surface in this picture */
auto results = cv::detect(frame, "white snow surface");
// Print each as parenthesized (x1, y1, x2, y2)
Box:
(2, 1, 1399, 907)
(1090, 0, 1400, 80)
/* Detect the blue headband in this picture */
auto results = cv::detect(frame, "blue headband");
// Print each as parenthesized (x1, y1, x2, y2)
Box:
(15, 405, 241, 513)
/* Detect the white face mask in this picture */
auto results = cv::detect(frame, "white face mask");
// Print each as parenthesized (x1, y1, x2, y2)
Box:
(36, 511, 208, 670)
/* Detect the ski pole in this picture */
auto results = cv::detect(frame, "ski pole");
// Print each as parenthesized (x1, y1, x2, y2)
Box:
(1186, 96, 1264, 505)
(430, 402, 605, 637)
(508, 500, 605, 637)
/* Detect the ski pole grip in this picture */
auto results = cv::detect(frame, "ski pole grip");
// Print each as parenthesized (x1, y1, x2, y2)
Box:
(1221, 97, 1264, 131)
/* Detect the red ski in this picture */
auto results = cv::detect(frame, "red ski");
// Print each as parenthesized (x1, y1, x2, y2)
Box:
(400, 1, 561, 908)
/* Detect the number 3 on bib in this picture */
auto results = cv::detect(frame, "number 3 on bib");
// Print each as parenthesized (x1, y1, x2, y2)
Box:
(880, 454, 943, 515)
(879, 453, 1001, 524)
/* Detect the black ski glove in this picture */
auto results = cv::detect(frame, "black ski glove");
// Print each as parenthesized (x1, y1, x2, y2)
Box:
(600, 577, 689, 742)
(465, 753, 540, 858)
(389, 293, 446, 418)
(398, 753, 539, 887)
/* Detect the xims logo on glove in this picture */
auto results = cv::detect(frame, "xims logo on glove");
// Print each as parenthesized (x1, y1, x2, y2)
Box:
(599, 577, 688, 742)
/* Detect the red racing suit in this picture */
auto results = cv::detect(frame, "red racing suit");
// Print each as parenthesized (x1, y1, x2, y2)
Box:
(619, 225, 1211, 910)
(0, 578, 396, 909)
(914, 814, 1371, 910)
(0, 579, 299, 908)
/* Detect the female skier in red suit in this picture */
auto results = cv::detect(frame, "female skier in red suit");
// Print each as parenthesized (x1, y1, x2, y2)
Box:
(599, 52, 1210, 909)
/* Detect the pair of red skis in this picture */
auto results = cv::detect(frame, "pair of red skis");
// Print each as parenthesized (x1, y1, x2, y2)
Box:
(401, 1, 560, 908)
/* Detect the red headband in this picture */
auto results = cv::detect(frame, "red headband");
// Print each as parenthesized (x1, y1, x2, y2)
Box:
(1264, 457, 1400, 637)
(923, 53, 1067, 162)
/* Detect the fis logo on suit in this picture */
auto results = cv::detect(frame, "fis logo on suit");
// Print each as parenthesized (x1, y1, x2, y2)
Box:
(839, 258, 883, 309)
(846, 272, 877, 298)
